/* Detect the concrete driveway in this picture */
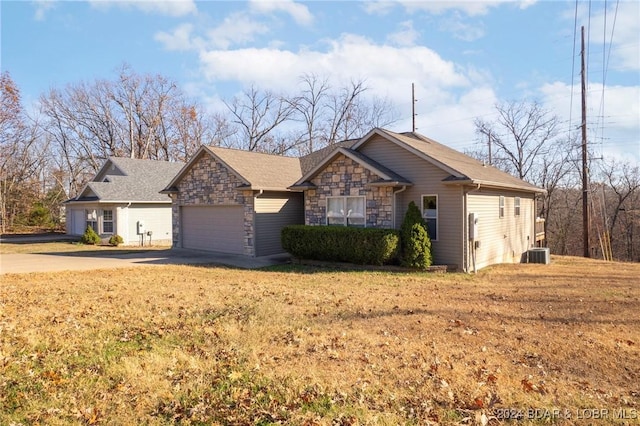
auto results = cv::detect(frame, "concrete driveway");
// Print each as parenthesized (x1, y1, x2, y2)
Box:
(0, 248, 291, 274)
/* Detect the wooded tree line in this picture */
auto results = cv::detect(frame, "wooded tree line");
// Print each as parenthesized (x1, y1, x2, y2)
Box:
(1, 68, 638, 262)
(0, 67, 396, 233)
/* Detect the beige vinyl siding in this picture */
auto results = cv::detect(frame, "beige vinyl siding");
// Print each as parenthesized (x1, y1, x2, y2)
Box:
(359, 134, 463, 268)
(467, 189, 535, 269)
(254, 192, 304, 256)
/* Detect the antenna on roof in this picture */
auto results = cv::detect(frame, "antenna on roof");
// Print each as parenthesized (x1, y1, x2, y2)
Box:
(411, 83, 418, 133)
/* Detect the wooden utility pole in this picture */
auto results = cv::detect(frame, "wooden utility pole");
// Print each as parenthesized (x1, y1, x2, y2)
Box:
(581, 25, 590, 258)
(411, 83, 417, 132)
(487, 130, 493, 165)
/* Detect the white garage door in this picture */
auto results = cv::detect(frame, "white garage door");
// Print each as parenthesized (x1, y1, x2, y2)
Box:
(181, 206, 245, 254)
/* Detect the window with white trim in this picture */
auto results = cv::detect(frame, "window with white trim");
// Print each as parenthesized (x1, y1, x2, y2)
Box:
(86, 209, 98, 232)
(103, 209, 114, 234)
(326, 196, 365, 227)
(499, 196, 505, 218)
(421, 195, 438, 241)
(514, 197, 521, 216)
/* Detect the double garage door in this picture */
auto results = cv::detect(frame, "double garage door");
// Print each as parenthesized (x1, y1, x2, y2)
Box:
(181, 206, 244, 254)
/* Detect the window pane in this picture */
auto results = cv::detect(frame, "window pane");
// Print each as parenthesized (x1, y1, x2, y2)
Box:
(423, 196, 437, 210)
(327, 198, 345, 218)
(103, 210, 113, 221)
(422, 196, 437, 219)
(103, 222, 114, 233)
(346, 197, 364, 218)
(426, 218, 437, 240)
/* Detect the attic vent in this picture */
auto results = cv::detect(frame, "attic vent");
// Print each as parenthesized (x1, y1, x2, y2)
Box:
(527, 247, 550, 264)
(103, 177, 110, 183)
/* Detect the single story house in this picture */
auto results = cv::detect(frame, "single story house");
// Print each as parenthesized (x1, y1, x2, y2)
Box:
(162, 128, 545, 271)
(65, 157, 184, 245)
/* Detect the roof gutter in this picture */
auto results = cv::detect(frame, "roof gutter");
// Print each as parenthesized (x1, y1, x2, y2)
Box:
(236, 185, 299, 192)
(367, 181, 413, 188)
(443, 178, 545, 194)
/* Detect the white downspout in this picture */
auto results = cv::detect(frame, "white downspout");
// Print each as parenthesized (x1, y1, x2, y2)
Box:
(392, 186, 407, 229)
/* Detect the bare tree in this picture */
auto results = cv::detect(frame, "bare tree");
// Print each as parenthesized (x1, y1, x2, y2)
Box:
(325, 79, 368, 146)
(532, 135, 579, 239)
(596, 159, 640, 260)
(39, 65, 216, 196)
(290, 73, 331, 154)
(475, 100, 560, 180)
(290, 75, 398, 155)
(0, 72, 46, 232)
(224, 85, 297, 153)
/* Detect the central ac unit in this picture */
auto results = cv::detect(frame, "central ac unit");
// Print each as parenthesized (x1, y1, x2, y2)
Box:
(528, 247, 550, 264)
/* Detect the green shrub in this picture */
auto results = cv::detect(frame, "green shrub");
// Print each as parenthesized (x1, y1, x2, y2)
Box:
(28, 204, 53, 227)
(281, 225, 399, 265)
(81, 226, 101, 245)
(109, 234, 124, 246)
(400, 201, 432, 269)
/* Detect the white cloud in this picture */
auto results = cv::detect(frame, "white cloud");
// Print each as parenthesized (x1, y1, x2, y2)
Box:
(198, 33, 471, 96)
(154, 23, 203, 51)
(540, 81, 640, 163)
(361, 1, 397, 15)
(439, 12, 486, 42)
(249, 0, 313, 26)
(394, 0, 537, 16)
(206, 13, 270, 49)
(387, 20, 420, 46)
(593, 1, 640, 72)
(33, 0, 55, 21)
(88, 0, 197, 17)
(571, 1, 640, 72)
(195, 32, 501, 148)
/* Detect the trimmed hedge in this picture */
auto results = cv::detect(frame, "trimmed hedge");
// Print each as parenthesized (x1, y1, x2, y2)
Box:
(281, 225, 400, 266)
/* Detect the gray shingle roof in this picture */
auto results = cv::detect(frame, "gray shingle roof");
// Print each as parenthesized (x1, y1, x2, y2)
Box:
(71, 157, 184, 203)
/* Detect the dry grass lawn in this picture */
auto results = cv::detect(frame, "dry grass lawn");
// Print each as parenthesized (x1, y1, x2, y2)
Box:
(0, 256, 638, 425)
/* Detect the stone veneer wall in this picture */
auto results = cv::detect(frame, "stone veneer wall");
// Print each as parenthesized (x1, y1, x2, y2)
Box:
(172, 153, 255, 256)
(305, 154, 394, 228)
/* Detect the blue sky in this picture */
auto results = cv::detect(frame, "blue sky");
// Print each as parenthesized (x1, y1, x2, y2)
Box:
(2, 0, 639, 163)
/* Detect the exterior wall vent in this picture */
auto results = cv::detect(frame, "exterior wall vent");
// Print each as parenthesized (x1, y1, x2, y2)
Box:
(528, 247, 550, 264)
